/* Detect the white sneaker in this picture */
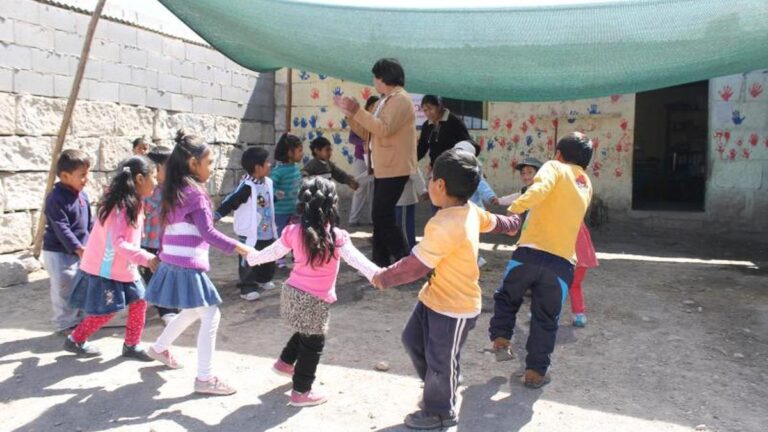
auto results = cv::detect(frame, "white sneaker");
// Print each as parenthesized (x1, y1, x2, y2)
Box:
(240, 291, 261, 301)
(478, 256, 488, 268)
(260, 281, 276, 290)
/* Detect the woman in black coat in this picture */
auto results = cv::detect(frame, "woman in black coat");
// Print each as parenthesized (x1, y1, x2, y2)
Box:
(417, 95, 472, 170)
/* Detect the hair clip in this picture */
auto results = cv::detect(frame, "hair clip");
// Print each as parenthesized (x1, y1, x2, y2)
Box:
(122, 166, 131, 174)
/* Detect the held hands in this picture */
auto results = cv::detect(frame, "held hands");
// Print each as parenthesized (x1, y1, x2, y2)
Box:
(75, 247, 85, 259)
(348, 178, 360, 191)
(147, 256, 160, 273)
(275, 190, 286, 200)
(333, 95, 360, 117)
(235, 242, 255, 258)
(490, 196, 500, 206)
(371, 270, 384, 290)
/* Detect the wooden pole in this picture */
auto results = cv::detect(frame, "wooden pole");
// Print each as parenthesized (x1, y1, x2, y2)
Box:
(286, 68, 293, 132)
(32, 0, 107, 258)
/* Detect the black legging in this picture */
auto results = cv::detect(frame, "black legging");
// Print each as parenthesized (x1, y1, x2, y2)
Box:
(372, 176, 410, 267)
(280, 332, 326, 393)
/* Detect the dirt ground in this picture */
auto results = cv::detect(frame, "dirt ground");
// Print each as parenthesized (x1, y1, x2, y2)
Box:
(1, 204, 767, 432)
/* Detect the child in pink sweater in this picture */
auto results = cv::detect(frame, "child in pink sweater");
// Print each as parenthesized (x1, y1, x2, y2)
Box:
(570, 223, 598, 327)
(65, 156, 160, 360)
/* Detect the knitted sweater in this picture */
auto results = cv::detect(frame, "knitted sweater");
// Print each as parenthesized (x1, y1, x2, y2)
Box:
(159, 186, 238, 271)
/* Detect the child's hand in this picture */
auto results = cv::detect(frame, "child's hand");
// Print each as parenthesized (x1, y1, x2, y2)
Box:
(275, 190, 285, 200)
(371, 270, 384, 290)
(490, 196, 500, 206)
(235, 243, 254, 257)
(420, 192, 430, 202)
(75, 247, 85, 259)
(147, 256, 160, 273)
(348, 178, 359, 190)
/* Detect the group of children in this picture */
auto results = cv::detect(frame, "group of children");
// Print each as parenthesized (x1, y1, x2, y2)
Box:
(42, 125, 597, 429)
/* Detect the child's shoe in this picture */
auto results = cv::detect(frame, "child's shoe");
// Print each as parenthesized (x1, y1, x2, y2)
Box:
(573, 314, 587, 327)
(64, 336, 101, 357)
(239, 286, 261, 301)
(122, 344, 154, 362)
(477, 256, 487, 268)
(260, 281, 277, 290)
(404, 410, 458, 430)
(523, 369, 551, 389)
(147, 346, 183, 369)
(289, 389, 327, 407)
(272, 359, 294, 377)
(194, 376, 236, 395)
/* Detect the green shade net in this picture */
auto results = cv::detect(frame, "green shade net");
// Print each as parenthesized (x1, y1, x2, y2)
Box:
(159, 0, 768, 101)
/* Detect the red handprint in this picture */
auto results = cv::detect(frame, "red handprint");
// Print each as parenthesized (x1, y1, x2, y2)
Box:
(616, 143, 623, 153)
(749, 83, 763, 98)
(505, 119, 513, 131)
(742, 149, 751, 159)
(719, 85, 734, 101)
(619, 119, 628, 131)
(728, 149, 737, 160)
(491, 159, 499, 170)
(310, 88, 320, 100)
(498, 137, 507, 149)
(520, 122, 529, 133)
(528, 114, 536, 125)
(551, 118, 559, 128)
(546, 137, 554, 150)
(511, 134, 521, 145)
(478, 136, 486, 150)
(724, 131, 731, 142)
(492, 118, 501, 130)
(327, 120, 334, 129)
(361, 87, 372, 101)
(610, 94, 621, 103)
(614, 168, 623, 178)
(592, 137, 600, 151)
(510, 158, 519, 169)
(749, 133, 759, 146)
(716, 145, 725, 159)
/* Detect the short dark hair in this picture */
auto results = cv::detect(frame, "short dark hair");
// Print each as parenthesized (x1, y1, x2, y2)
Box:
(432, 149, 481, 202)
(364, 95, 380, 111)
(241, 146, 269, 174)
(56, 149, 91, 175)
(147, 145, 171, 165)
(556, 132, 593, 169)
(310, 136, 331, 156)
(132, 136, 148, 149)
(274, 133, 303, 163)
(421, 94, 442, 107)
(371, 58, 405, 87)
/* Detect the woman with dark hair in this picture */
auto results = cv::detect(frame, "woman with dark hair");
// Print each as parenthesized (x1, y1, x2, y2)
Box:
(417, 95, 471, 170)
(335, 58, 417, 266)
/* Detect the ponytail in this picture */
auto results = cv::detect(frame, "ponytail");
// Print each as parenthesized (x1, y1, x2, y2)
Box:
(297, 177, 339, 267)
(98, 156, 153, 227)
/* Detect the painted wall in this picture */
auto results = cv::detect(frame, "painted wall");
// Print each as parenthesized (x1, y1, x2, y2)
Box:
(287, 69, 634, 211)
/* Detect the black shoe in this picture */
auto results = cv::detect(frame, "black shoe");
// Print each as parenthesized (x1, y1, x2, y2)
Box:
(122, 344, 154, 362)
(404, 410, 458, 430)
(64, 336, 101, 357)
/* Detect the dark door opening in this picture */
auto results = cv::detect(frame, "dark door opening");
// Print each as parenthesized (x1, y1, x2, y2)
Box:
(632, 81, 708, 211)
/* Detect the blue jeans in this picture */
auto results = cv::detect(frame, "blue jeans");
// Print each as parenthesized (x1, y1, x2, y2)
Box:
(395, 204, 416, 250)
(275, 213, 293, 237)
(42, 250, 82, 331)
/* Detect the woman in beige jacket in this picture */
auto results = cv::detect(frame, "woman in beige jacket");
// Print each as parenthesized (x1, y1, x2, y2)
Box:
(336, 58, 417, 266)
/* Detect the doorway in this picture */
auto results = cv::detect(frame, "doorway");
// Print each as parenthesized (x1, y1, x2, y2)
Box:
(632, 81, 708, 211)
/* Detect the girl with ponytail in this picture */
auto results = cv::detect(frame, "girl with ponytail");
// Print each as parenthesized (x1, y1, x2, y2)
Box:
(64, 156, 160, 361)
(246, 176, 380, 406)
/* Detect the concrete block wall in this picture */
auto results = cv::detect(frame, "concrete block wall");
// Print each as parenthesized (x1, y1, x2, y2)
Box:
(0, 0, 276, 255)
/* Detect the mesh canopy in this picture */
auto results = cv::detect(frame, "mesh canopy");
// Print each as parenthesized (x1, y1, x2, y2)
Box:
(159, 0, 768, 101)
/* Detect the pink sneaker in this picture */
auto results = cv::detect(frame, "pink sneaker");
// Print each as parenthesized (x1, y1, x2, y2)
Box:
(289, 389, 327, 407)
(147, 346, 183, 369)
(272, 359, 294, 377)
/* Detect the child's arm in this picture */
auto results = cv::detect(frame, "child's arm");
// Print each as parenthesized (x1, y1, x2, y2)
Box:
(477, 177, 498, 206)
(372, 254, 430, 289)
(189, 205, 240, 255)
(213, 183, 251, 221)
(269, 169, 286, 201)
(352, 95, 412, 138)
(497, 192, 520, 207)
(111, 209, 157, 269)
(508, 162, 558, 214)
(246, 239, 291, 266)
(329, 161, 358, 189)
(45, 198, 85, 257)
(338, 241, 380, 282)
(373, 221, 452, 289)
(480, 212, 522, 235)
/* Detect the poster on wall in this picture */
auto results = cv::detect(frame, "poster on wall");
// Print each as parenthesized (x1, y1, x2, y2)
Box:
(411, 93, 427, 128)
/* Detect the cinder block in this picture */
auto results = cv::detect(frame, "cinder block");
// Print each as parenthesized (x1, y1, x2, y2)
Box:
(86, 79, 119, 103)
(53, 74, 76, 98)
(131, 67, 158, 88)
(137, 30, 163, 54)
(13, 69, 54, 96)
(184, 42, 209, 62)
(0, 16, 13, 43)
(222, 85, 249, 103)
(162, 38, 185, 59)
(171, 59, 194, 78)
(54, 30, 84, 56)
(105, 20, 137, 46)
(90, 39, 120, 62)
(205, 82, 221, 99)
(193, 63, 214, 82)
(119, 84, 146, 106)
(192, 97, 212, 114)
(0, 43, 32, 70)
(158, 73, 180, 93)
(181, 77, 202, 97)
(169, 93, 192, 112)
(213, 68, 231, 85)
(212, 99, 235, 118)
(146, 88, 171, 110)
(231, 72, 249, 89)
(83, 59, 102, 80)
(101, 61, 132, 84)
(13, 21, 54, 50)
(38, 4, 78, 32)
(30, 48, 70, 75)
(0, 68, 13, 92)
(1, 0, 40, 24)
(120, 45, 147, 68)
(146, 50, 171, 73)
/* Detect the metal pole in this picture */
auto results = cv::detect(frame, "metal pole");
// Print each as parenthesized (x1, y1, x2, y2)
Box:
(32, 0, 108, 258)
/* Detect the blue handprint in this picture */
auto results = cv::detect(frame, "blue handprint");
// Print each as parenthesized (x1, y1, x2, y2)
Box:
(316, 130, 324, 138)
(308, 115, 317, 129)
(332, 87, 343, 97)
(732, 110, 746, 125)
(300, 117, 308, 129)
(333, 133, 343, 145)
(302, 155, 310, 164)
(298, 70, 310, 81)
(293, 117, 299, 128)
(320, 106, 327, 113)
(318, 73, 328, 80)
(486, 139, 495, 152)
(307, 131, 315, 141)
(567, 110, 578, 123)
(587, 104, 600, 115)
(347, 155, 354, 165)
(526, 135, 533, 146)
(341, 147, 350, 156)
(340, 118, 348, 129)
